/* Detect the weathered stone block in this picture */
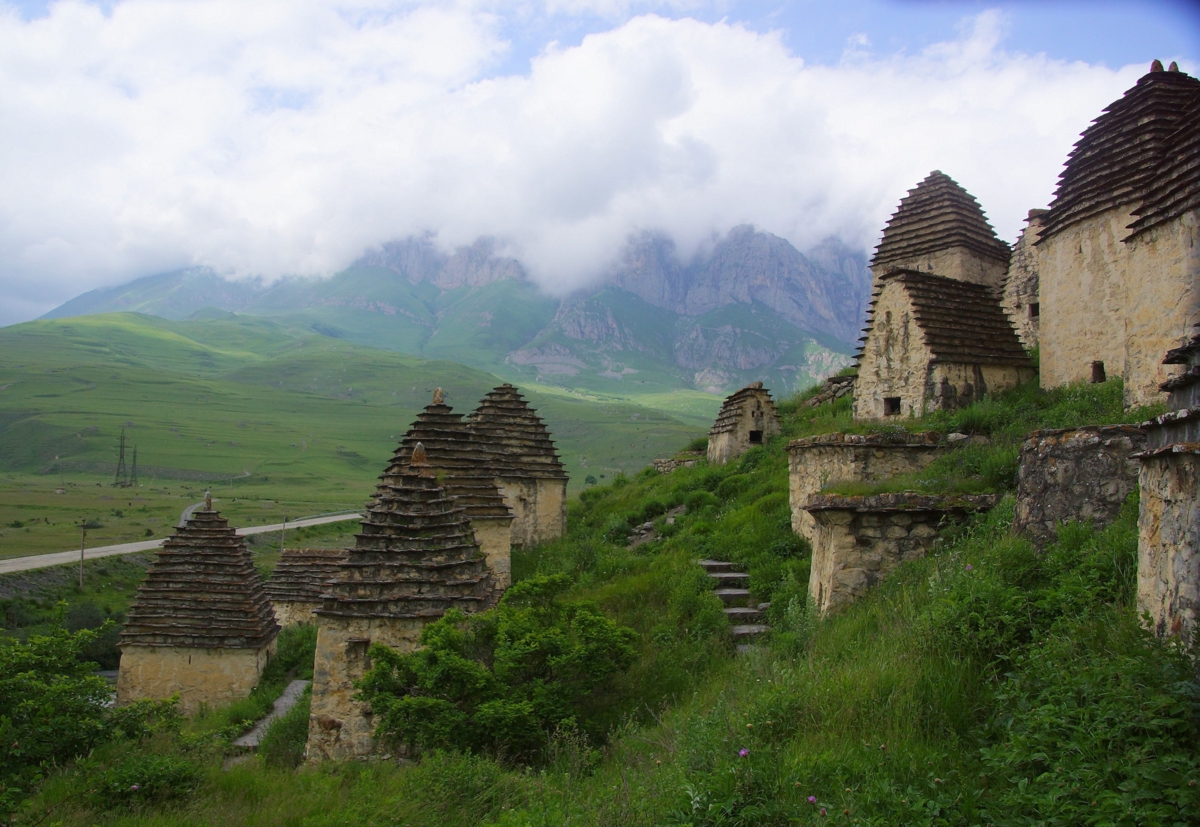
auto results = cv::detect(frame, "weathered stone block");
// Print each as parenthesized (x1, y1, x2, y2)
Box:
(116, 642, 275, 716)
(804, 493, 998, 616)
(1013, 425, 1145, 547)
(1137, 448, 1200, 646)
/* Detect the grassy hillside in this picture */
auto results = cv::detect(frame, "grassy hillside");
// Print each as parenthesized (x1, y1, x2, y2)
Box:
(8, 375, 1196, 826)
(0, 313, 702, 558)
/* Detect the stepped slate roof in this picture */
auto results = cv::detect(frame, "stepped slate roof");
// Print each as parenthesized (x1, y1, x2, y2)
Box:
(857, 270, 1031, 367)
(709, 383, 776, 436)
(467, 384, 567, 480)
(120, 510, 279, 649)
(1040, 64, 1200, 241)
(318, 446, 493, 620)
(871, 171, 1010, 269)
(383, 394, 512, 522)
(1127, 85, 1200, 238)
(266, 547, 348, 605)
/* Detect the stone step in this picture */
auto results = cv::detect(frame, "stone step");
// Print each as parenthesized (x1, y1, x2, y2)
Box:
(708, 571, 750, 587)
(731, 624, 770, 640)
(723, 606, 764, 623)
(698, 559, 736, 573)
(713, 588, 752, 606)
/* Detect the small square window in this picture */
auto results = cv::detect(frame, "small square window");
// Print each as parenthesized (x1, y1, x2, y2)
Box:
(1091, 361, 1106, 384)
(883, 397, 902, 416)
(1029, 302, 1040, 319)
(748, 430, 763, 444)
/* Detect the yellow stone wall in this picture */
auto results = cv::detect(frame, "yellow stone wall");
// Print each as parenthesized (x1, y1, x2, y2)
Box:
(1137, 452, 1200, 647)
(306, 615, 425, 761)
(471, 517, 512, 591)
(1039, 207, 1198, 406)
(870, 246, 1008, 290)
(853, 281, 934, 420)
(495, 476, 566, 547)
(706, 392, 782, 465)
(116, 642, 275, 716)
(274, 601, 320, 628)
(787, 442, 946, 542)
(1001, 214, 1044, 351)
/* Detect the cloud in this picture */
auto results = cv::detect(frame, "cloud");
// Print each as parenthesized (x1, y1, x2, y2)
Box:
(0, 1, 1165, 323)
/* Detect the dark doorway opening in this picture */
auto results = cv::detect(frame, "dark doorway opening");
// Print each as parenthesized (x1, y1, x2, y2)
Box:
(884, 397, 902, 416)
(749, 430, 763, 444)
(1091, 361, 1106, 383)
(1029, 302, 1040, 319)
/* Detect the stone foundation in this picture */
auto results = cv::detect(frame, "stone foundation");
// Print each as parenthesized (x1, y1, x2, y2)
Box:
(652, 452, 703, 474)
(496, 476, 566, 547)
(1137, 446, 1200, 646)
(787, 432, 947, 543)
(116, 642, 275, 716)
(1013, 425, 1145, 547)
(307, 616, 425, 761)
(273, 601, 321, 628)
(805, 493, 998, 616)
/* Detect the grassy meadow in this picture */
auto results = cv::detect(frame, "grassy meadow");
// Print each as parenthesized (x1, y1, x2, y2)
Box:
(0, 312, 706, 558)
(7, 374, 1197, 826)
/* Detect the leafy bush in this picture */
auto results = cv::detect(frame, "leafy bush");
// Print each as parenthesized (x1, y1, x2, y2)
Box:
(359, 575, 637, 762)
(86, 754, 200, 812)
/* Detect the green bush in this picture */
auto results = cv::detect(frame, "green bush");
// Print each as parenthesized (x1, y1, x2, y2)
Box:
(86, 754, 200, 812)
(359, 575, 637, 762)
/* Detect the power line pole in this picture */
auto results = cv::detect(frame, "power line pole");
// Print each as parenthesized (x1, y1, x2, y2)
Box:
(113, 428, 128, 488)
(130, 445, 139, 488)
(279, 514, 287, 556)
(78, 518, 87, 589)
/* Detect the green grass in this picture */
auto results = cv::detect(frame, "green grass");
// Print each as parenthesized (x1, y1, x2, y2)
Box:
(9, 376, 1196, 826)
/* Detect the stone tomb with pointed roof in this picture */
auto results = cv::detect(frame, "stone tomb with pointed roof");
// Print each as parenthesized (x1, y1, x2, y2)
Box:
(870, 170, 1011, 289)
(855, 172, 1032, 420)
(116, 510, 279, 715)
(266, 547, 348, 627)
(307, 446, 495, 760)
(467, 384, 567, 546)
(707, 382, 781, 465)
(1037, 61, 1200, 406)
(386, 390, 515, 591)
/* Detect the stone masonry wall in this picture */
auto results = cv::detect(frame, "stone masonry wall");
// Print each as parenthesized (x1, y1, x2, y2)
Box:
(116, 642, 275, 716)
(307, 616, 424, 761)
(1013, 425, 1145, 547)
(494, 477, 566, 547)
(1137, 449, 1200, 646)
(274, 601, 321, 628)
(1001, 211, 1045, 351)
(869, 246, 1008, 290)
(805, 493, 999, 616)
(472, 518, 512, 592)
(787, 433, 947, 543)
(854, 280, 936, 420)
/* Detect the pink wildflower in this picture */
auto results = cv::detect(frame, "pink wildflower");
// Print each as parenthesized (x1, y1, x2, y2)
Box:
(738, 749, 749, 758)
(808, 796, 817, 804)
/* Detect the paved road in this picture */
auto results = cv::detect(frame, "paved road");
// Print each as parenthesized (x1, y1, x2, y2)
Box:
(0, 512, 363, 575)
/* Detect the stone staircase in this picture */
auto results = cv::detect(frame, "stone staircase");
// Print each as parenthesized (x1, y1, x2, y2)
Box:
(699, 559, 770, 651)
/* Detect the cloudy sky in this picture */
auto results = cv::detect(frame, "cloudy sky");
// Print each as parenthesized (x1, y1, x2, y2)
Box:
(0, 0, 1196, 325)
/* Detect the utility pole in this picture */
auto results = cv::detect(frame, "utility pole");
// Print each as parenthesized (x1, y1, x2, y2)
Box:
(130, 446, 139, 488)
(279, 514, 287, 556)
(114, 428, 128, 488)
(78, 518, 87, 589)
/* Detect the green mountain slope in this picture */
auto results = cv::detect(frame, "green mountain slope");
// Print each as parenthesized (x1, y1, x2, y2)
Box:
(0, 314, 702, 493)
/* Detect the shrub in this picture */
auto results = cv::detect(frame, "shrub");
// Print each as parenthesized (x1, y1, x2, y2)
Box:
(359, 575, 638, 762)
(86, 754, 201, 811)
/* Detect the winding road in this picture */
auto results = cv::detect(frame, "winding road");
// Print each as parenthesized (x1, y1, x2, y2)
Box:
(0, 506, 363, 576)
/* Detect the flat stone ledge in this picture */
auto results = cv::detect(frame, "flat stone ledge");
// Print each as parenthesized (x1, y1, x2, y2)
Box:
(788, 431, 944, 451)
(1022, 424, 1146, 443)
(803, 493, 1000, 513)
(1134, 441, 1200, 459)
(1140, 406, 1200, 430)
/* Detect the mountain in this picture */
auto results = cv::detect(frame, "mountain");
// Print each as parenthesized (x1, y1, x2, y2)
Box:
(38, 227, 870, 407)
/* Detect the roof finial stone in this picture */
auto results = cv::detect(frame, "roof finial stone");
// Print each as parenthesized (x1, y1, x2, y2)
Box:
(1152, 59, 1164, 72)
(1168, 61, 1179, 72)
(433, 387, 444, 405)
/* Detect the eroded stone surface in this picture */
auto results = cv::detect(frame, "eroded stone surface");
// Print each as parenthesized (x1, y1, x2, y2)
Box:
(1138, 448, 1200, 645)
(787, 432, 947, 544)
(1013, 425, 1146, 548)
(804, 493, 998, 616)
(707, 382, 780, 465)
(1001, 210, 1046, 351)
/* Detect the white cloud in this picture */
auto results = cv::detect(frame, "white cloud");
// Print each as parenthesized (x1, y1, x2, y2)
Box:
(0, 1, 1163, 323)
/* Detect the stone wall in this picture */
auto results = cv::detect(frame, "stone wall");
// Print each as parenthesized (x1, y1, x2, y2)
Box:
(853, 280, 935, 420)
(1012, 425, 1145, 547)
(274, 601, 321, 628)
(116, 642, 275, 716)
(1038, 207, 1199, 407)
(471, 518, 512, 592)
(805, 493, 999, 616)
(787, 432, 947, 543)
(494, 476, 566, 547)
(306, 616, 424, 761)
(652, 452, 703, 474)
(1001, 210, 1045, 351)
(1137, 448, 1200, 645)
(707, 387, 781, 465)
(869, 246, 1008, 290)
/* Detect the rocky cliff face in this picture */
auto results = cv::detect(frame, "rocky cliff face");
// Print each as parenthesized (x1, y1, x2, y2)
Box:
(356, 236, 526, 290)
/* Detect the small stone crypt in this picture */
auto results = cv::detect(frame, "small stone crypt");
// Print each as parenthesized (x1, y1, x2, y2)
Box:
(306, 444, 494, 760)
(467, 384, 568, 546)
(117, 504, 279, 715)
(707, 382, 781, 465)
(266, 547, 348, 627)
